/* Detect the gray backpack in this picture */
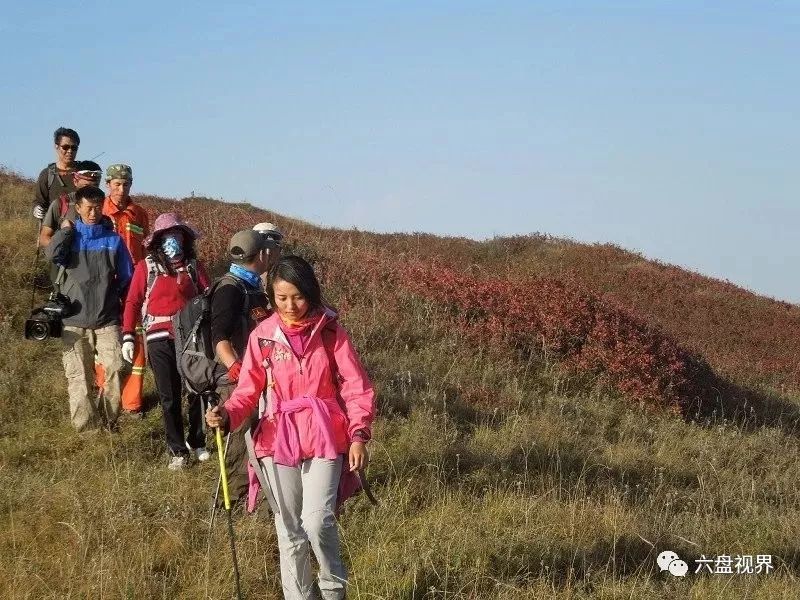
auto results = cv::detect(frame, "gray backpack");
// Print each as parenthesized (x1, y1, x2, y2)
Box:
(172, 275, 260, 394)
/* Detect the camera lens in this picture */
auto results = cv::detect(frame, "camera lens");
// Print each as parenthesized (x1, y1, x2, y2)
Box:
(30, 322, 50, 341)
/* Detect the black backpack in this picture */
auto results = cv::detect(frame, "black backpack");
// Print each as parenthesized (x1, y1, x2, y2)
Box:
(172, 275, 253, 395)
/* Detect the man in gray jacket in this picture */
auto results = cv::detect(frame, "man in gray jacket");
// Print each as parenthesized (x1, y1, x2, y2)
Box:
(47, 186, 134, 432)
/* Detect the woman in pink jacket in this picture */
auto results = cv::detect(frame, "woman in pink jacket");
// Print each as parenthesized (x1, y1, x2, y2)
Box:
(206, 255, 375, 600)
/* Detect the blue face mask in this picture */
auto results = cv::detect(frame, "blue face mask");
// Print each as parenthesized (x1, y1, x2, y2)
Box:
(162, 236, 182, 259)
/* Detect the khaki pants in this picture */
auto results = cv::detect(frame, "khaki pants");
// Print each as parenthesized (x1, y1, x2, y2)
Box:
(61, 325, 123, 431)
(95, 328, 145, 412)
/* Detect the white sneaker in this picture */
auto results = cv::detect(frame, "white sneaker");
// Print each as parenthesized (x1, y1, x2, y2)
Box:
(168, 455, 187, 471)
(195, 447, 211, 462)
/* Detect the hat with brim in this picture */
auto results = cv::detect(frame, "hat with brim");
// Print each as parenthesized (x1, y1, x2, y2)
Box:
(74, 160, 103, 180)
(229, 229, 270, 260)
(253, 222, 283, 247)
(106, 164, 133, 182)
(144, 212, 201, 248)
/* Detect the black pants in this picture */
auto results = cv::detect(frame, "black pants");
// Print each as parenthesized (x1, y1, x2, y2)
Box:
(147, 338, 205, 456)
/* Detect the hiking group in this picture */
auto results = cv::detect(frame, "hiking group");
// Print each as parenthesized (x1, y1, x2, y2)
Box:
(32, 126, 376, 599)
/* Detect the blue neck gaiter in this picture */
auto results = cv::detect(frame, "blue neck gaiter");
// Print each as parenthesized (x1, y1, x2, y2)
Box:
(229, 263, 261, 289)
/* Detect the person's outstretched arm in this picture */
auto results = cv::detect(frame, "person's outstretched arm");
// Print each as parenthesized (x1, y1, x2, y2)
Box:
(207, 329, 266, 432)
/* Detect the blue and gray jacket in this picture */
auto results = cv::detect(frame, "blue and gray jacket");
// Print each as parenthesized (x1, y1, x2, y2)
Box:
(46, 219, 134, 329)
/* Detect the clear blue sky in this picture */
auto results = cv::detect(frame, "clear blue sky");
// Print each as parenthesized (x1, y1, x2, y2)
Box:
(2, 2, 798, 302)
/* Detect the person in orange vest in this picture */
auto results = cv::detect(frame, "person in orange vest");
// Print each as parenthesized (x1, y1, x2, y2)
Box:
(95, 164, 150, 415)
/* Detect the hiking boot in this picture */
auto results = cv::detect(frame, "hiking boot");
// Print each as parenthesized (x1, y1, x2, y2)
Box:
(195, 447, 211, 462)
(168, 455, 187, 471)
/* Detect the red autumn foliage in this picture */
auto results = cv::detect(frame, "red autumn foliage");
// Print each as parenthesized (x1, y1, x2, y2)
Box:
(310, 230, 800, 393)
(321, 249, 713, 411)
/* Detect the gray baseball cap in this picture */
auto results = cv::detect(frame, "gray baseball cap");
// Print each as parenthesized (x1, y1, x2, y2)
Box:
(229, 229, 268, 260)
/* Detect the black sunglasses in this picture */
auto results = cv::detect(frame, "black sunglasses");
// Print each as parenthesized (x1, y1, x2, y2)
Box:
(59, 144, 78, 151)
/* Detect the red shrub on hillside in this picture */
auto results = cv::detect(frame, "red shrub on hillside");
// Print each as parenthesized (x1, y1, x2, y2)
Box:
(322, 250, 712, 410)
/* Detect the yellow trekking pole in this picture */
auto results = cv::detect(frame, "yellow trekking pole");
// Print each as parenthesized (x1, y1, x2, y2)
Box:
(207, 392, 243, 600)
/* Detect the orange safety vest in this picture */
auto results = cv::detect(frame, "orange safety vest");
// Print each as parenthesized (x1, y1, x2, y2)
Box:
(103, 199, 149, 264)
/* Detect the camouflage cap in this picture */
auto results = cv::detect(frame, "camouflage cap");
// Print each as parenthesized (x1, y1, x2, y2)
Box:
(106, 163, 133, 182)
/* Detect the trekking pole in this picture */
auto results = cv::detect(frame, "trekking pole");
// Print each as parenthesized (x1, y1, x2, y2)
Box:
(205, 390, 242, 599)
(30, 219, 42, 310)
(215, 424, 243, 600)
(208, 431, 231, 535)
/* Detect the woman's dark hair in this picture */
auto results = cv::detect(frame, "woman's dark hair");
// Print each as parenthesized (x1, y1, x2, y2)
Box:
(75, 185, 105, 204)
(268, 256, 324, 311)
(147, 229, 198, 275)
(54, 127, 80, 145)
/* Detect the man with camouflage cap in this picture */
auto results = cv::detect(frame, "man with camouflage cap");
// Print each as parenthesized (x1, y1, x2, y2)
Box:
(96, 164, 150, 415)
(103, 164, 148, 264)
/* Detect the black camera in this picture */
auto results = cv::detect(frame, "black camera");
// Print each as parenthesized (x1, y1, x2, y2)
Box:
(24, 292, 71, 341)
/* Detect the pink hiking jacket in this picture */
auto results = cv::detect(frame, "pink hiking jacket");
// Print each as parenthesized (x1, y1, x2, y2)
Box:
(223, 308, 376, 462)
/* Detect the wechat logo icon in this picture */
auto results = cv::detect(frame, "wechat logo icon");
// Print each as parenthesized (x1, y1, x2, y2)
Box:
(658, 550, 689, 577)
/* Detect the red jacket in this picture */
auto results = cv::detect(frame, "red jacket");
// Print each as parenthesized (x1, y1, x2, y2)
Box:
(122, 257, 209, 342)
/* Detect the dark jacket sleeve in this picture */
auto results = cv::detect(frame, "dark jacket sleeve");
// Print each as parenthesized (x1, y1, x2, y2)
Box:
(210, 284, 246, 349)
(46, 226, 74, 266)
(33, 168, 49, 211)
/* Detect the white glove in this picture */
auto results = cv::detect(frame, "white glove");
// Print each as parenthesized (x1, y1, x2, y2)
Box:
(122, 341, 135, 363)
(33, 205, 45, 220)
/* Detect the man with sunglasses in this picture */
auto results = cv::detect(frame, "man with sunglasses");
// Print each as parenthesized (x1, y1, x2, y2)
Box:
(39, 161, 107, 248)
(33, 127, 80, 221)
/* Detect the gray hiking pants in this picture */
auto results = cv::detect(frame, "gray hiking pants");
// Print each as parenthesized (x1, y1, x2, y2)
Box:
(260, 455, 347, 600)
(61, 325, 123, 431)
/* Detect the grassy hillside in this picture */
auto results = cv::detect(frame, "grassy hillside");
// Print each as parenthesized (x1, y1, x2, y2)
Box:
(1, 168, 799, 599)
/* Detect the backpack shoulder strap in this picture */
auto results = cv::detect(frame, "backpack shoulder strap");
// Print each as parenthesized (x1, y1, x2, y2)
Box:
(46, 163, 57, 191)
(216, 273, 254, 315)
(58, 192, 70, 217)
(186, 259, 200, 290)
(141, 256, 162, 323)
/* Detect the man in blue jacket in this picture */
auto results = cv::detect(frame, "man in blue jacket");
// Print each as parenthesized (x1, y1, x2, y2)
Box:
(47, 185, 134, 432)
